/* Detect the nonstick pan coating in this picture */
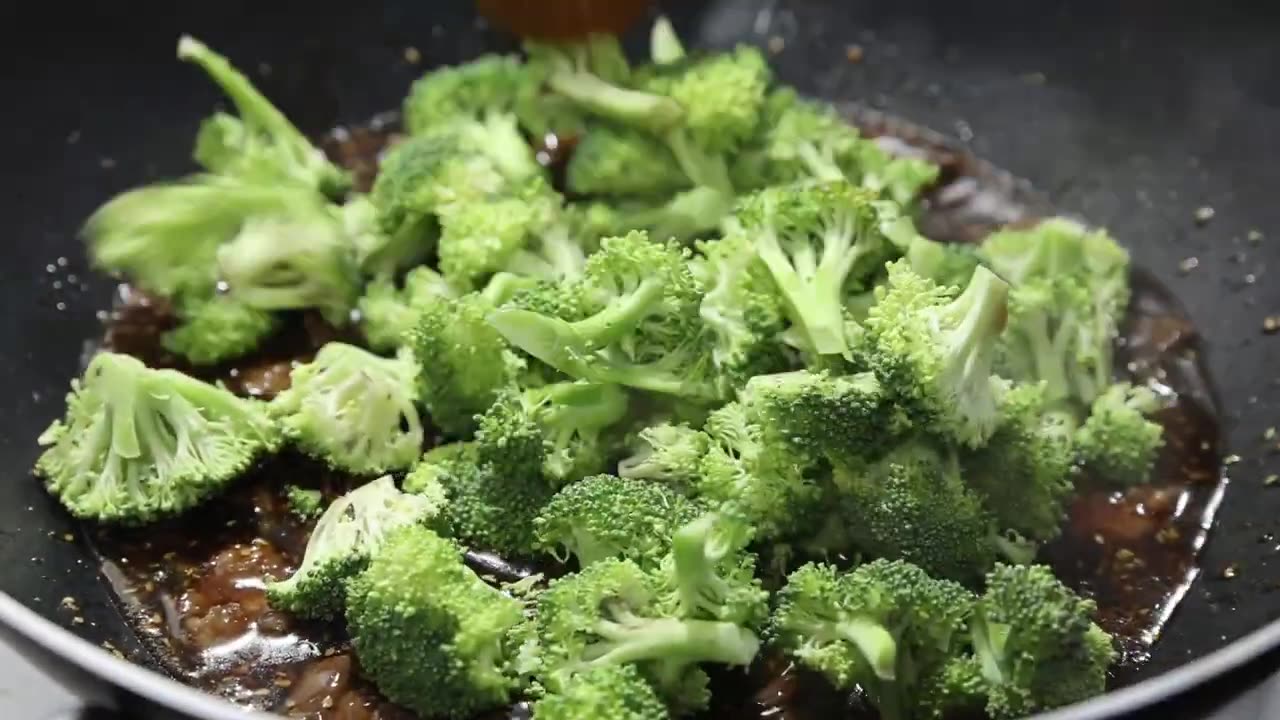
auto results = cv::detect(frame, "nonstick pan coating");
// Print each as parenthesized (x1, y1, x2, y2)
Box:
(2, 0, 1280, 717)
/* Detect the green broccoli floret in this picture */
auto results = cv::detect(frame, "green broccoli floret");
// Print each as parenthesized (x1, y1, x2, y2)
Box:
(981, 217, 1131, 408)
(478, 379, 627, 484)
(346, 524, 523, 718)
(403, 54, 526, 134)
(958, 564, 1115, 718)
(270, 343, 423, 475)
(1075, 382, 1165, 484)
(662, 513, 770, 627)
(34, 352, 279, 524)
(905, 235, 980, 289)
(409, 292, 529, 436)
(403, 442, 475, 496)
(266, 475, 444, 619)
(641, 44, 771, 156)
(769, 559, 974, 720)
(285, 485, 325, 520)
(84, 177, 317, 300)
(489, 231, 716, 400)
(735, 181, 914, 358)
(864, 261, 1010, 448)
(356, 266, 456, 353)
(694, 401, 823, 542)
(531, 663, 670, 720)
(534, 474, 704, 570)
(691, 233, 791, 393)
(830, 441, 1002, 583)
(216, 213, 361, 325)
(437, 183, 587, 290)
(529, 557, 759, 708)
(617, 423, 709, 485)
(178, 36, 350, 198)
(741, 369, 903, 460)
(161, 294, 280, 365)
(565, 124, 690, 197)
(962, 382, 1077, 543)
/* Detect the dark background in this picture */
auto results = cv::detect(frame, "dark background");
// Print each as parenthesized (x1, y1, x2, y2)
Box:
(2, 1, 1280, 717)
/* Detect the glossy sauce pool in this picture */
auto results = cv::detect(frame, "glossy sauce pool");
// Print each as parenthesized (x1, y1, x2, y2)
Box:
(85, 115, 1225, 720)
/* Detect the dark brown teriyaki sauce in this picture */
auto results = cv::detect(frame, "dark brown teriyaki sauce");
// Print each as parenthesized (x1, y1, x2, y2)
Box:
(86, 114, 1225, 720)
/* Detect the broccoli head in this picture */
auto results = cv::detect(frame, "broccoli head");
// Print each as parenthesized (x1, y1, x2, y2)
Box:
(617, 423, 710, 486)
(661, 513, 770, 628)
(346, 524, 523, 718)
(161, 295, 280, 366)
(513, 382, 631, 484)
(35, 352, 280, 523)
(403, 54, 526, 134)
(534, 474, 704, 570)
(642, 44, 772, 156)
(742, 369, 904, 460)
(565, 124, 691, 198)
(356, 265, 456, 353)
(178, 36, 350, 197)
(265, 475, 444, 619)
(1075, 382, 1165, 484)
(864, 261, 1010, 448)
(770, 559, 974, 720)
(531, 663, 670, 720)
(270, 343, 423, 475)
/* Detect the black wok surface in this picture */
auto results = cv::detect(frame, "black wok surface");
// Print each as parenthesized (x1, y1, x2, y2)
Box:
(2, 0, 1280, 717)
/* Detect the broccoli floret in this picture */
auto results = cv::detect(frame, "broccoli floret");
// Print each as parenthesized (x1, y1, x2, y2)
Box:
(565, 124, 690, 197)
(981, 218, 1131, 408)
(694, 401, 823, 542)
(216, 213, 361, 325)
(34, 352, 279, 523)
(270, 343, 423, 475)
(905, 235, 979, 289)
(178, 36, 350, 198)
(357, 266, 456, 353)
(864, 261, 1010, 448)
(642, 45, 771, 156)
(409, 292, 529, 437)
(161, 294, 280, 365)
(769, 559, 974, 720)
(691, 234, 792, 392)
(84, 177, 317, 300)
(530, 557, 759, 707)
(403, 54, 526, 134)
(962, 382, 1076, 543)
(735, 181, 914, 358)
(489, 231, 716, 400)
(961, 564, 1115, 718)
(830, 441, 1001, 583)
(1075, 382, 1165, 484)
(617, 423, 709, 485)
(437, 184, 587, 289)
(266, 476, 444, 619)
(535, 474, 704, 570)
(285, 485, 325, 520)
(532, 663, 670, 720)
(346, 524, 523, 718)
(741, 369, 904, 460)
(662, 513, 770, 627)
(404, 442, 475, 496)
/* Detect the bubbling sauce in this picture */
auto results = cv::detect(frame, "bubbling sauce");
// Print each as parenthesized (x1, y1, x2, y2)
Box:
(87, 113, 1224, 719)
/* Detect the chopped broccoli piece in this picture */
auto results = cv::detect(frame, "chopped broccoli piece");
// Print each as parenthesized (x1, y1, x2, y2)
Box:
(266, 476, 444, 619)
(84, 177, 317, 300)
(356, 266, 456, 353)
(285, 485, 324, 520)
(905, 235, 979, 289)
(532, 663, 670, 720)
(864, 261, 1010, 448)
(642, 44, 771, 156)
(178, 36, 350, 198)
(735, 181, 914, 358)
(662, 513, 770, 627)
(769, 559, 974, 720)
(1075, 382, 1165, 484)
(489, 231, 716, 400)
(34, 352, 279, 523)
(962, 382, 1077, 543)
(742, 369, 903, 460)
(961, 564, 1115, 718)
(830, 441, 1000, 583)
(566, 124, 690, 197)
(486, 382, 630, 485)
(403, 54, 526, 134)
(617, 423, 709, 485)
(409, 292, 529, 437)
(161, 294, 280, 366)
(534, 474, 704, 570)
(346, 524, 523, 718)
(216, 212, 361, 325)
(270, 343, 423, 475)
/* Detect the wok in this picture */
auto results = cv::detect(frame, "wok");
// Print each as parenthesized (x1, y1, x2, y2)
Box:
(3, 0, 1280, 718)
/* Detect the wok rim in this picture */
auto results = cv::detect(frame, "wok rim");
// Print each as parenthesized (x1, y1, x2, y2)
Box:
(1, 589, 1277, 719)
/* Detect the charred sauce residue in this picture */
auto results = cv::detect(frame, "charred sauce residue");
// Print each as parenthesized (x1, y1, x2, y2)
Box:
(86, 114, 1225, 720)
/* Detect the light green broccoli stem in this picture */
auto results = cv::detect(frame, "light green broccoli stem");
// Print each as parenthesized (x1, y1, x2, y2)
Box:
(585, 614, 759, 669)
(649, 16, 686, 64)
